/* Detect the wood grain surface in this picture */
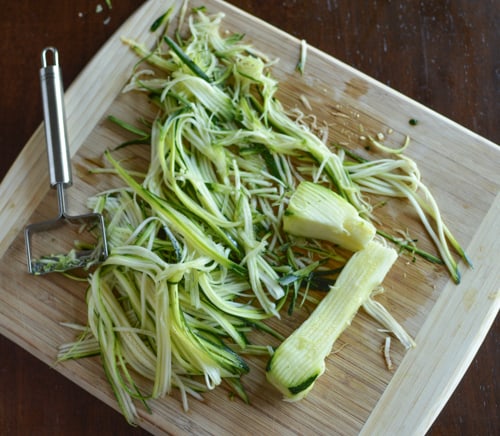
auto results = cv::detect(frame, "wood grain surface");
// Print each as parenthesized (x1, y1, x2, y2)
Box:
(0, 1, 498, 435)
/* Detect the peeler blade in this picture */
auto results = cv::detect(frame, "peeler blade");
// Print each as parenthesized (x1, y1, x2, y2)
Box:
(25, 211, 108, 275)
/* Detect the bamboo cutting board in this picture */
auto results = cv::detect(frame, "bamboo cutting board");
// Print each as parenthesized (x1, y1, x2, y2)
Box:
(0, 0, 499, 434)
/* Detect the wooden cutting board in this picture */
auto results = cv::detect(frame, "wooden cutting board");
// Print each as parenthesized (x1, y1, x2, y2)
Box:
(0, 0, 499, 434)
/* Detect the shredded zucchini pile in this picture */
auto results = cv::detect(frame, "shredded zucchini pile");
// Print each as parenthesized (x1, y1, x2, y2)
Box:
(57, 6, 469, 424)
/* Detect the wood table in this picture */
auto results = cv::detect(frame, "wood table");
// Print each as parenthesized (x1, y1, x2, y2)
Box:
(0, 1, 498, 434)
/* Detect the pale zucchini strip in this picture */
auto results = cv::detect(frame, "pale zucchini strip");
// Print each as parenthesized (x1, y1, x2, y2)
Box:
(362, 296, 416, 350)
(348, 156, 468, 282)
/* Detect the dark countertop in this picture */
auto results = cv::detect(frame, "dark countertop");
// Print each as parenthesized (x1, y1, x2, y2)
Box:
(0, 1, 498, 434)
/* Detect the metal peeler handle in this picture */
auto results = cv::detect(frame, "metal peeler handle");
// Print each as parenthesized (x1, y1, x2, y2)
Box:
(40, 47, 72, 188)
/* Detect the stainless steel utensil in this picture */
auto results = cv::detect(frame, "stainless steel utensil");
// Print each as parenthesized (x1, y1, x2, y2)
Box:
(24, 47, 108, 275)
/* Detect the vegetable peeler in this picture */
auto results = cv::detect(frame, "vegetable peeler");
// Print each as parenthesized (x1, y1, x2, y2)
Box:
(24, 47, 108, 275)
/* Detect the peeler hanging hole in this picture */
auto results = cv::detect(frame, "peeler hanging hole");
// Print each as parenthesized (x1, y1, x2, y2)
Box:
(41, 47, 59, 68)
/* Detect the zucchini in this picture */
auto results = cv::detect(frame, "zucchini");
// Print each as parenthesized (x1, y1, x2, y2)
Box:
(266, 240, 397, 401)
(283, 181, 376, 252)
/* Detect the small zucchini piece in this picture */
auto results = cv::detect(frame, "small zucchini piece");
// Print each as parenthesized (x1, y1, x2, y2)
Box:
(283, 181, 375, 252)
